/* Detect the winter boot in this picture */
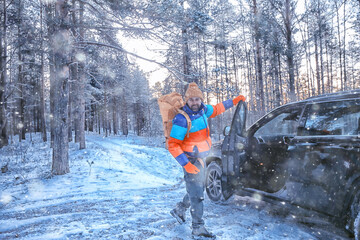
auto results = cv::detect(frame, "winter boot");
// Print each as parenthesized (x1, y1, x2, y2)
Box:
(192, 226, 216, 239)
(170, 208, 186, 224)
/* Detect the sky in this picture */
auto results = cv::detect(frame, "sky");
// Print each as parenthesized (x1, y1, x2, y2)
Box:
(120, 35, 169, 87)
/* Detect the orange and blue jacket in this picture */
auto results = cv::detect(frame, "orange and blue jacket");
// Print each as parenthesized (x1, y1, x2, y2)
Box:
(168, 100, 234, 166)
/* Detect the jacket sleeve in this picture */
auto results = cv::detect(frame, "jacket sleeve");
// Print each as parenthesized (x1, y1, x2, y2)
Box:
(167, 114, 189, 166)
(206, 99, 234, 118)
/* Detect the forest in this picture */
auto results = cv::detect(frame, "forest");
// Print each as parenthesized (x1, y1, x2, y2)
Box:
(0, 0, 359, 175)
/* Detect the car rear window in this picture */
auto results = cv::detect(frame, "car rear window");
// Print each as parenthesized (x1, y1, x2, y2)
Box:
(301, 100, 360, 136)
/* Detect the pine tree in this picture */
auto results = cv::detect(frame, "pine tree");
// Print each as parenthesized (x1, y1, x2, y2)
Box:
(51, 0, 71, 175)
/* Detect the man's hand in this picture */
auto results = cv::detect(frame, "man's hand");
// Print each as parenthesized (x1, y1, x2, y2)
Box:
(233, 95, 246, 105)
(184, 162, 200, 174)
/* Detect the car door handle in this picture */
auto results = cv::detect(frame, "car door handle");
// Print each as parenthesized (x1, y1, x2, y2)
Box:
(283, 136, 294, 145)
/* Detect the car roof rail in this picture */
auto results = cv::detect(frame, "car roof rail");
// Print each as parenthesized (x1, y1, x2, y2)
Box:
(305, 89, 360, 101)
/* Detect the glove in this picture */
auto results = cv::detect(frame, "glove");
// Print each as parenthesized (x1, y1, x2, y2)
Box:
(184, 162, 200, 174)
(233, 95, 246, 105)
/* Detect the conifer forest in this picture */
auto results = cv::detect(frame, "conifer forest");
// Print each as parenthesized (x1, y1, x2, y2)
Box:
(0, 0, 359, 174)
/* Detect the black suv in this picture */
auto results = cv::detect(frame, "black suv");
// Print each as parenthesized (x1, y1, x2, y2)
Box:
(205, 90, 360, 237)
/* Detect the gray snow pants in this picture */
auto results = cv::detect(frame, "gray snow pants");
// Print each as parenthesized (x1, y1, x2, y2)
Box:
(177, 157, 206, 229)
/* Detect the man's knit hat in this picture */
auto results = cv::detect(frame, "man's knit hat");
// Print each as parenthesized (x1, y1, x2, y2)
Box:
(185, 82, 204, 102)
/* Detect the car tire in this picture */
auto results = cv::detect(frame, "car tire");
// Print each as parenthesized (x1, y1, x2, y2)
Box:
(206, 161, 223, 202)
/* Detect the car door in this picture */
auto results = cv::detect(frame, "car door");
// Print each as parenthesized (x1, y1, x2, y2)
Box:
(222, 102, 304, 193)
(286, 99, 360, 216)
(221, 101, 247, 199)
(242, 104, 305, 193)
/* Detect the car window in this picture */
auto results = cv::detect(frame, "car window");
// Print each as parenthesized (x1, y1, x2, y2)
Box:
(254, 109, 302, 137)
(302, 100, 360, 136)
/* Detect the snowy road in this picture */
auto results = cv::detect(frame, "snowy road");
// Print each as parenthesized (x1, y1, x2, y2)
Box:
(0, 134, 352, 239)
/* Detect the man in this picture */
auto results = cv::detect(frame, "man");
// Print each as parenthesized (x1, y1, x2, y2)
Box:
(168, 82, 245, 238)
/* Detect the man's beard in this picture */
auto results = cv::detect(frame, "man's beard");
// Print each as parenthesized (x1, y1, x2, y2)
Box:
(190, 104, 200, 112)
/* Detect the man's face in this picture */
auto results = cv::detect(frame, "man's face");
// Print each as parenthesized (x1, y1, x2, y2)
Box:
(187, 97, 202, 112)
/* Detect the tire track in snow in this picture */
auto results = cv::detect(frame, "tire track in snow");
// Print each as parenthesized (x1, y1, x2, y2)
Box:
(1, 185, 185, 240)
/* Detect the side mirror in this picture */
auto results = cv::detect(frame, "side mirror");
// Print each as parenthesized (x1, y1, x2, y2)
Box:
(224, 126, 231, 136)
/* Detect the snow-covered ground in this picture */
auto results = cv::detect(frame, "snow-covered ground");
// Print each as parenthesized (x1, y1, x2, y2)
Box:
(0, 133, 352, 239)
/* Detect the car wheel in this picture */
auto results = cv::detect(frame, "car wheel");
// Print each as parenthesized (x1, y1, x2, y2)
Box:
(206, 161, 223, 202)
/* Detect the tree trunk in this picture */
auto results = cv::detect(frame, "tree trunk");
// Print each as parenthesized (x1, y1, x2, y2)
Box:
(77, 0, 85, 148)
(71, 0, 78, 143)
(39, 0, 47, 142)
(135, 102, 139, 136)
(284, 0, 296, 102)
(182, 28, 192, 84)
(89, 100, 94, 132)
(0, 0, 8, 148)
(51, 0, 71, 175)
(246, 49, 254, 112)
(319, 35, 325, 94)
(97, 105, 101, 134)
(49, 54, 55, 147)
(68, 5, 77, 143)
(121, 92, 128, 136)
(17, 0, 26, 141)
(305, 0, 315, 96)
(112, 97, 118, 135)
(272, 47, 281, 108)
(224, 47, 230, 99)
(196, 34, 202, 86)
(303, 0, 312, 97)
(231, 44, 239, 94)
(325, 39, 331, 93)
(277, 53, 284, 102)
(104, 86, 108, 137)
(317, 0, 325, 94)
(314, 34, 321, 95)
(203, 35, 209, 103)
(263, 51, 269, 111)
(215, 38, 220, 104)
(335, 1, 344, 90)
(342, 0, 347, 89)
(329, 44, 334, 92)
(252, 0, 265, 114)
(68, 62, 75, 142)
(18, 77, 25, 141)
(45, 3, 56, 147)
